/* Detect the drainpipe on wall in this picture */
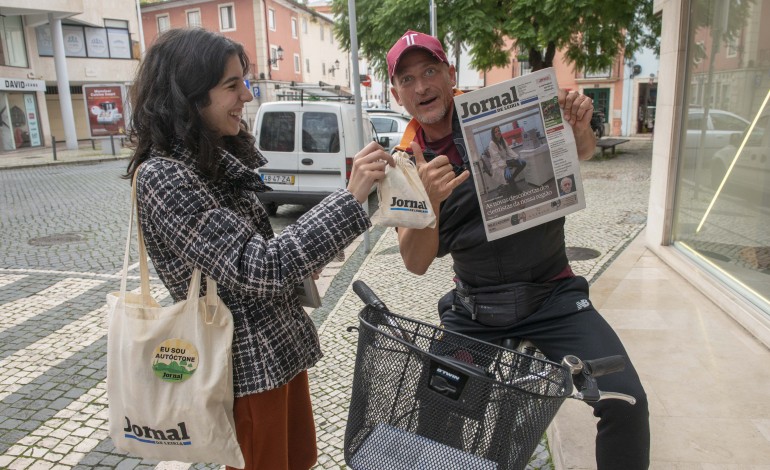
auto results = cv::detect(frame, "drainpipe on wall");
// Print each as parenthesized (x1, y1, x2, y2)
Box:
(135, 0, 146, 56)
(263, 0, 272, 81)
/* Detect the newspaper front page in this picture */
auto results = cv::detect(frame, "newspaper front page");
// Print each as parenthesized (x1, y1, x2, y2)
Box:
(454, 67, 585, 241)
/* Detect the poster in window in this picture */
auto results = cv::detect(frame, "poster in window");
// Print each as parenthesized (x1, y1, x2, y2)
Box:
(35, 26, 53, 56)
(85, 28, 110, 58)
(83, 85, 127, 138)
(62, 25, 87, 57)
(23, 95, 41, 147)
(107, 29, 132, 59)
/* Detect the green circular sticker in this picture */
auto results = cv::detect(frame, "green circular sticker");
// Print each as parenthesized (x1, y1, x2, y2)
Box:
(151, 339, 199, 383)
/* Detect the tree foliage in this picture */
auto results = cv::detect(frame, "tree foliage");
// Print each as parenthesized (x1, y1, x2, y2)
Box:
(331, 0, 661, 80)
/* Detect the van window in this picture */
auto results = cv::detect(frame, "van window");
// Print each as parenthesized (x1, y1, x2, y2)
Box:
(260, 112, 295, 151)
(302, 112, 340, 153)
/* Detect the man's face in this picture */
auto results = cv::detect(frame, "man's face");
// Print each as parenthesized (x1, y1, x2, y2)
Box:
(390, 50, 456, 126)
(561, 178, 573, 193)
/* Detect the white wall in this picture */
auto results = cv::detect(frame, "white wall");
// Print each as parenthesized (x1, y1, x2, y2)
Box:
(621, 47, 660, 136)
(298, 13, 347, 88)
(24, 0, 141, 145)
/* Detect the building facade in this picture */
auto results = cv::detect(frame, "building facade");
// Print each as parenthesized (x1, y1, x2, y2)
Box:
(0, 0, 142, 154)
(650, 0, 770, 345)
(140, 0, 351, 131)
(481, 39, 659, 138)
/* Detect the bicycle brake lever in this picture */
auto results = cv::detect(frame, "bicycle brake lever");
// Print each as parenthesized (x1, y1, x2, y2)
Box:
(597, 391, 636, 405)
(572, 389, 637, 404)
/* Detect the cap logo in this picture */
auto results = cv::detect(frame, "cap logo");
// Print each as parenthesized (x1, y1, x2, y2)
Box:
(402, 32, 420, 46)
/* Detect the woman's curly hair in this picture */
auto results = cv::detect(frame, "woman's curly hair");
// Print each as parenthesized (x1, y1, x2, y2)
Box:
(125, 28, 255, 180)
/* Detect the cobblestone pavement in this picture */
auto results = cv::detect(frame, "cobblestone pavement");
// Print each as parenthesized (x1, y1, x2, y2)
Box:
(0, 139, 651, 469)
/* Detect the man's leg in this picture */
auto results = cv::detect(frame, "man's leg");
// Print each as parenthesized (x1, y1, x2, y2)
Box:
(513, 277, 650, 469)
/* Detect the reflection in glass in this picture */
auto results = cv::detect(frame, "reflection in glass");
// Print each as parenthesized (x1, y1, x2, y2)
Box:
(672, 0, 770, 313)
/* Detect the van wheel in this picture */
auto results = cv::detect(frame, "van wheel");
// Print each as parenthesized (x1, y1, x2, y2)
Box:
(264, 202, 279, 216)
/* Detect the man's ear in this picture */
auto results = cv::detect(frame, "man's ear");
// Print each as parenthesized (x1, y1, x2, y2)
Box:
(448, 64, 457, 86)
(390, 86, 402, 106)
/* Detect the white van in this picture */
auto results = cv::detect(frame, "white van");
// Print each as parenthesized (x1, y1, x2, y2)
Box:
(252, 101, 380, 215)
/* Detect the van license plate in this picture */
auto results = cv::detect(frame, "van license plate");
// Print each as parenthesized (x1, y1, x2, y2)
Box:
(263, 175, 295, 185)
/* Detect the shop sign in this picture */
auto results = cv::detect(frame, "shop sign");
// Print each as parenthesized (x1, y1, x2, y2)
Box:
(0, 78, 45, 92)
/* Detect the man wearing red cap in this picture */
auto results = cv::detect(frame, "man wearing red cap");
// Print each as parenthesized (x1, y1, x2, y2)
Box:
(388, 30, 650, 469)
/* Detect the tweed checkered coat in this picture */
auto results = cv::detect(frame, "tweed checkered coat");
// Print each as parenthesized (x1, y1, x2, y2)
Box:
(136, 142, 370, 396)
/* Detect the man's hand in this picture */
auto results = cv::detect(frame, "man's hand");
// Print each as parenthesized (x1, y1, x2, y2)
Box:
(558, 89, 594, 131)
(410, 141, 470, 207)
(558, 89, 596, 160)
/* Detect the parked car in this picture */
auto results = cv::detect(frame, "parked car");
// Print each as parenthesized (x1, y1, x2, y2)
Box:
(684, 108, 750, 165)
(366, 109, 412, 154)
(711, 108, 768, 189)
(252, 101, 381, 215)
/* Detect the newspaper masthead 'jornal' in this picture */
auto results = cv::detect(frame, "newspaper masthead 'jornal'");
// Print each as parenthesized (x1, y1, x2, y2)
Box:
(459, 85, 520, 120)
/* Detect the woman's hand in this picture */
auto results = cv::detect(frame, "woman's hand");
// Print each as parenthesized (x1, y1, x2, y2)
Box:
(346, 141, 395, 203)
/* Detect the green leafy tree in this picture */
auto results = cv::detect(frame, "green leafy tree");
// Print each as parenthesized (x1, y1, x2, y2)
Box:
(331, 0, 661, 79)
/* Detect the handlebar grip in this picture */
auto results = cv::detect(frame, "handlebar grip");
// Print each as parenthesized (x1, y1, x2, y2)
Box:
(584, 355, 626, 378)
(352, 280, 388, 310)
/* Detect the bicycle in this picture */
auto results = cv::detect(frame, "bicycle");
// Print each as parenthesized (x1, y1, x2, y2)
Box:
(343, 281, 635, 470)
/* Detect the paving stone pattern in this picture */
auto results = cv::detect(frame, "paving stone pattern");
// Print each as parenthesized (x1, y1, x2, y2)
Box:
(0, 141, 652, 469)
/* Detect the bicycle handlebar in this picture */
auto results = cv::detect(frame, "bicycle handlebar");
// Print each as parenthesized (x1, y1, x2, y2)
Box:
(353, 280, 388, 310)
(584, 355, 626, 378)
(563, 354, 636, 404)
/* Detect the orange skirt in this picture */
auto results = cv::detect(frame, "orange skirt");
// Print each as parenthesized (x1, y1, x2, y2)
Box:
(227, 370, 317, 470)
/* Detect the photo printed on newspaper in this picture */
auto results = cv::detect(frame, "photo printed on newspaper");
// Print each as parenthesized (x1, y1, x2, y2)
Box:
(454, 67, 586, 241)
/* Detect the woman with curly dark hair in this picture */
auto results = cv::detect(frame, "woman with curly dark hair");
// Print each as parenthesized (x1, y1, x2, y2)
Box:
(124, 28, 393, 470)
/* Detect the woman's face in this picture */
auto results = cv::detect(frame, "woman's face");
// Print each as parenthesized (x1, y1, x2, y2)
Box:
(199, 55, 253, 137)
(493, 127, 502, 139)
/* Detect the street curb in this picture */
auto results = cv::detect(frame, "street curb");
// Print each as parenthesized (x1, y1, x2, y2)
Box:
(0, 156, 130, 171)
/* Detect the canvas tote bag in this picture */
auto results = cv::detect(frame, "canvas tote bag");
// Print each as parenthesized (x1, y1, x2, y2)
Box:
(370, 151, 436, 229)
(106, 173, 245, 468)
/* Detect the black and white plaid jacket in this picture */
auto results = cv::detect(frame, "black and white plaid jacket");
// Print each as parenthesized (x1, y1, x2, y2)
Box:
(136, 142, 370, 396)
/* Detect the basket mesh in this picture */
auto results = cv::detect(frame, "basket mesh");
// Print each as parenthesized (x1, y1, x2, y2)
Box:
(344, 306, 571, 470)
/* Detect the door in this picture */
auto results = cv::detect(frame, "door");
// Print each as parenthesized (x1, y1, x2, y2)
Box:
(256, 109, 299, 193)
(583, 88, 610, 135)
(298, 108, 344, 193)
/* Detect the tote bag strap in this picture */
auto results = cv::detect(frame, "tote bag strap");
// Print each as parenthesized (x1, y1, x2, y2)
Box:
(125, 164, 221, 312)
(119, 172, 153, 306)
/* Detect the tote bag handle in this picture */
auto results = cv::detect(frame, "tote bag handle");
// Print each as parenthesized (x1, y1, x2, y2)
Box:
(122, 170, 219, 310)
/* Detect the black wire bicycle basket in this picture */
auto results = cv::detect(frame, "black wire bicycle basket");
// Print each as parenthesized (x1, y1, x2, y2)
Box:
(344, 303, 572, 470)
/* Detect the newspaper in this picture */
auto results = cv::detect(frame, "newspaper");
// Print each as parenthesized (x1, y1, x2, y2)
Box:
(453, 67, 585, 241)
(296, 276, 321, 308)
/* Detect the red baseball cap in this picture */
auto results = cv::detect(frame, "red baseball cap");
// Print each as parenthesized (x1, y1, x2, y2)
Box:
(387, 30, 449, 83)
